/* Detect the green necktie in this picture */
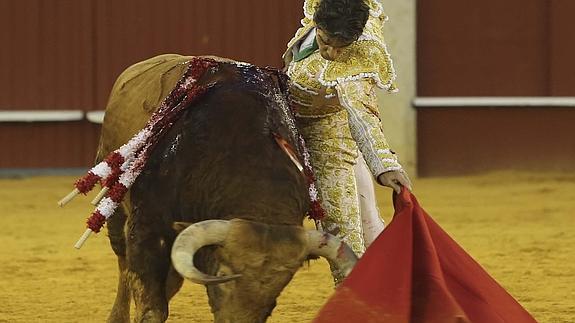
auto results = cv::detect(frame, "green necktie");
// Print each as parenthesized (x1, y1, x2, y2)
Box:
(294, 38, 319, 62)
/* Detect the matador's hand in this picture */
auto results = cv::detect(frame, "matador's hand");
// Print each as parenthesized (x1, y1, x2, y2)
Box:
(311, 70, 339, 108)
(377, 170, 413, 194)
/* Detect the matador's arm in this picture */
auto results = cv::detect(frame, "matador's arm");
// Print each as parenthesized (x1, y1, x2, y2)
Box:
(336, 79, 403, 178)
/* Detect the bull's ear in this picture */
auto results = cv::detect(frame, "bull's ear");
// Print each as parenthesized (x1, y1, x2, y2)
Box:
(172, 222, 193, 233)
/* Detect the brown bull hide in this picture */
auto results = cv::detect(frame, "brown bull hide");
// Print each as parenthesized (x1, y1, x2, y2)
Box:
(97, 54, 189, 161)
(97, 54, 236, 161)
(174, 219, 310, 323)
(101, 54, 312, 323)
(216, 221, 310, 322)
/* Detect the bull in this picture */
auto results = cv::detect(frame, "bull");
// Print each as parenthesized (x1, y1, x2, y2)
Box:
(96, 54, 358, 323)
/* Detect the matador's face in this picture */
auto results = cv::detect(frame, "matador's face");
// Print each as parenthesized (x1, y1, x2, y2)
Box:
(315, 27, 352, 61)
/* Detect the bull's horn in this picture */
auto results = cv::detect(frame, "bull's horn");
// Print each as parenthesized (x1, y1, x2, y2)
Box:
(171, 220, 242, 285)
(306, 231, 359, 277)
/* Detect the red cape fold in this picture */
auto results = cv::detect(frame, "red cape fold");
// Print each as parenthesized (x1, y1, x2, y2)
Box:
(314, 188, 537, 323)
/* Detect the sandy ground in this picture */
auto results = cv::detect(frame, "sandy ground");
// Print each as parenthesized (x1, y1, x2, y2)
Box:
(0, 171, 574, 322)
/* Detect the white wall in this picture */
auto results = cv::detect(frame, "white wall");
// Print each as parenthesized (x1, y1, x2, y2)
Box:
(377, 0, 417, 177)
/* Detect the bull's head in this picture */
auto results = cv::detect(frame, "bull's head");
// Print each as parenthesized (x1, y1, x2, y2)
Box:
(171, 219, 357, 322)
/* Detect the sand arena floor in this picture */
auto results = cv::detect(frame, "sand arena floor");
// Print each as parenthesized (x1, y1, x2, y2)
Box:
(0, 171, 573, 322)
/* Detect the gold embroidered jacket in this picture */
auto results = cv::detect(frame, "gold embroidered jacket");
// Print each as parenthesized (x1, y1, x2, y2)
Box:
(283, 0, 403, 177)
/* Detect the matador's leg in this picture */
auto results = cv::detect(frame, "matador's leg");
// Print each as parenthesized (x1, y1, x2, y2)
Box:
(355, 153, 385, 248)
(316, 161, 365, 284)
(298, 112, 365, 284)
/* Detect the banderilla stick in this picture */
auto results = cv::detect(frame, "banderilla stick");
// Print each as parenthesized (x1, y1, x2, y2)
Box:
(91, 187, 109, 206)
(58, 188, 80, 207)
(74, 229, 93, 249)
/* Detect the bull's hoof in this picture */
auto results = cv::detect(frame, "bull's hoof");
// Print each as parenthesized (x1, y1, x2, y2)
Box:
(107, 311, 129, 323)
(136, 310, 168, 323)
(106, 306, 130, 323)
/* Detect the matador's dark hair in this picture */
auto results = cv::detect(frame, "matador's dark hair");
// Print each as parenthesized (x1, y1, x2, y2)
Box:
(313, 0, 370, 45)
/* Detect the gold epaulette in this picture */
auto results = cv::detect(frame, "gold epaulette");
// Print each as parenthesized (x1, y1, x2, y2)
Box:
(287, 0, 397, 92)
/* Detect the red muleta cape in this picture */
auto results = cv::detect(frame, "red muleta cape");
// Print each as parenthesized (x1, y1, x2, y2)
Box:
(314, 188, 537, 323)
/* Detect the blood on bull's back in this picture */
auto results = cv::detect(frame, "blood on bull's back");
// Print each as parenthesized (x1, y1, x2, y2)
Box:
(131, 61, 309, 227)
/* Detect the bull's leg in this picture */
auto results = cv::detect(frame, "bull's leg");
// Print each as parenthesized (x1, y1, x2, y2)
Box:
(165, 266, 184, 301)
(164, 225, 186, 301)
(125, 212, 171, 323)
(194, 247, 227, 320)
(107, 206, 131, 323)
